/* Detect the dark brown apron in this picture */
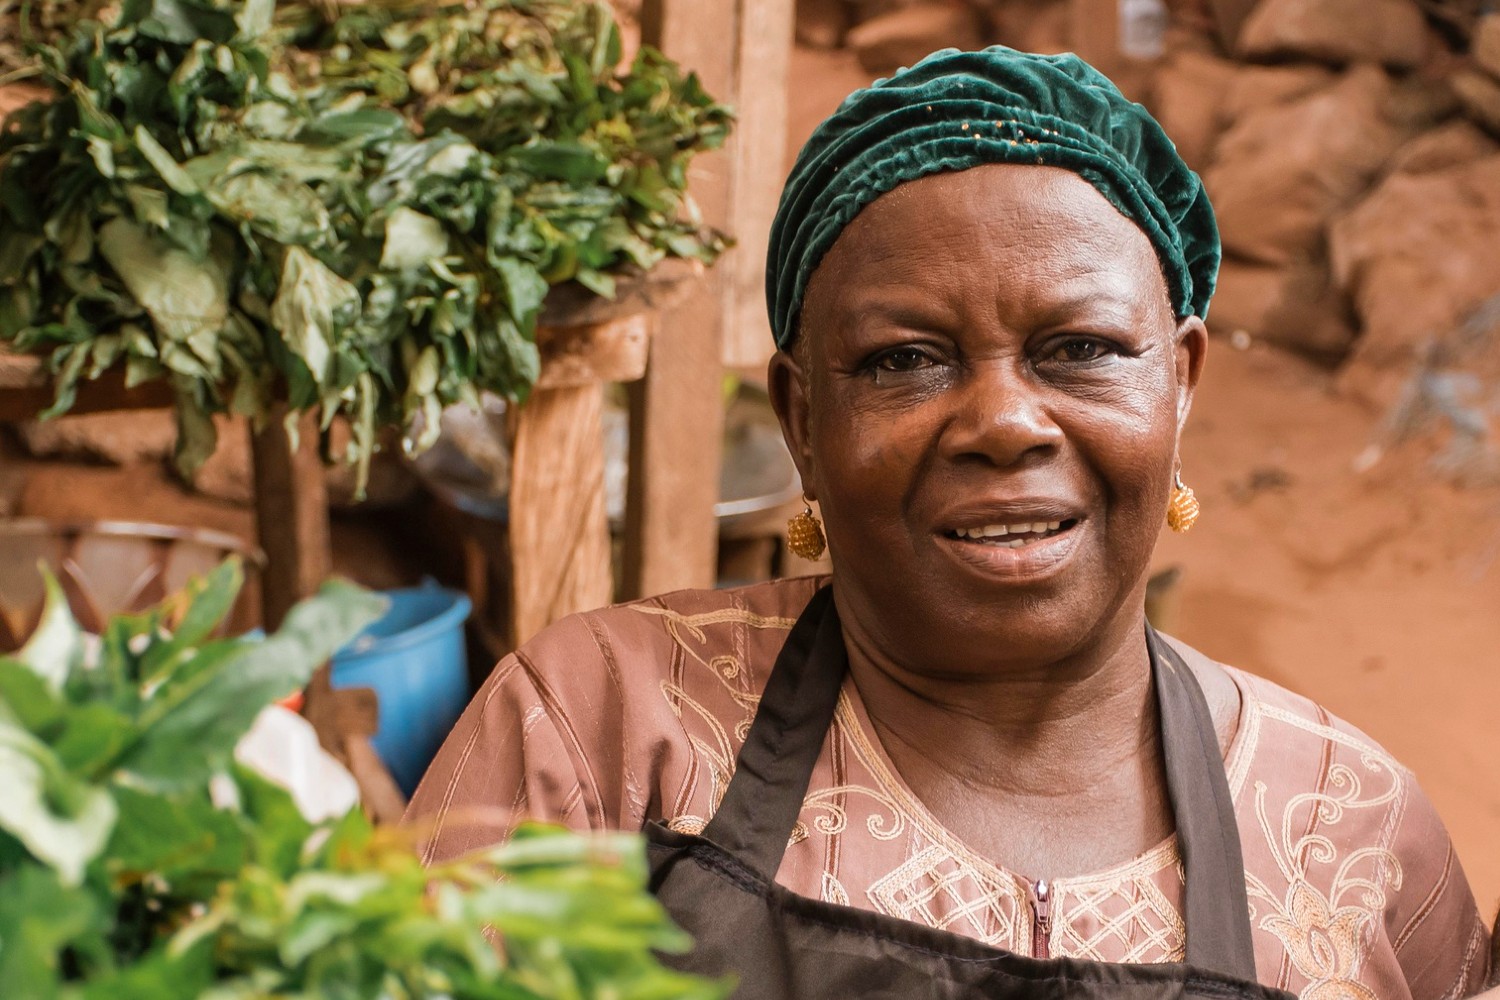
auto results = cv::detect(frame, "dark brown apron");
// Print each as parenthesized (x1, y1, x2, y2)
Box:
(647, 586, 1296, 998)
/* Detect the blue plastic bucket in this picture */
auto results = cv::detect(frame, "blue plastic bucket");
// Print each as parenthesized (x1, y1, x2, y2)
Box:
(331, 583, 472, 796)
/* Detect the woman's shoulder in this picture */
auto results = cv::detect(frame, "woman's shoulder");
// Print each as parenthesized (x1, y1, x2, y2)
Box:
(514, 574, 827, 683)
(1212, 663, 1490, 994)
(1159, 634, 1407, 778)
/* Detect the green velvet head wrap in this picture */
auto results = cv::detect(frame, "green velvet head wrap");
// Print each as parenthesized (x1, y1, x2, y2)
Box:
(767, 46, 1220, 350)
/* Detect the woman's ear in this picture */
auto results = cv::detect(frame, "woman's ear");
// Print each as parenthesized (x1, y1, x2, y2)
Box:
(768, 345, 816, 498)
(1173, 315, 1208, 434)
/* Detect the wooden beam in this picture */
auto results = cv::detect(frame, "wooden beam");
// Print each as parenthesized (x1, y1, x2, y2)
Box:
(0, 351, 175, 422)
(249, 405, 332, 631)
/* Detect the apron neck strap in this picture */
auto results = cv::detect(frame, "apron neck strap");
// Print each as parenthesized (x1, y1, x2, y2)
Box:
(1147, 627, 1259, 981)
(703, 586, 847, 875)
(704, 586, 1258, 982)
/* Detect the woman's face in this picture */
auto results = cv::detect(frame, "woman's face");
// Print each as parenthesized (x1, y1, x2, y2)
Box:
(771, 164, 1207, 676)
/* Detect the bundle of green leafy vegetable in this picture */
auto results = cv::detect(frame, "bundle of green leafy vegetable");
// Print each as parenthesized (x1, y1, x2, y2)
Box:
(0, 0, 729, 491)
(0, 560, 727, 999)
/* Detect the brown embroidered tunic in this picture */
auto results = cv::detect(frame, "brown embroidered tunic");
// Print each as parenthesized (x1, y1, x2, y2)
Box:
(408, 577, 1490, 1000)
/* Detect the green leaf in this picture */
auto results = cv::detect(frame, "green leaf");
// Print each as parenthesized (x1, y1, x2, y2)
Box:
(51, 703, 136, 775)
(122, 0, 239, 45)
(0, 864, 103, 998)
(107, 785, 247, 884)
(0, 722, 117, 884)
(512, 141, 611, 184)
(0, 658, 64, 733)
(196, 166, 331, 246)
(302, 107, 407, 145)
(380, 207, 448, 272)
(144, 558, 243, 671)
(118, 580, 383, 790)
(15, 570, 83, 692)
(271, 247, 358, 383)
(495, 258, 549, 326)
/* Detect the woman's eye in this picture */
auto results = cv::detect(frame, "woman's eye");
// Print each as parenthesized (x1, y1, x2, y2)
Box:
(872, 348, 933, 372)
(1049, 338, 1115, 364)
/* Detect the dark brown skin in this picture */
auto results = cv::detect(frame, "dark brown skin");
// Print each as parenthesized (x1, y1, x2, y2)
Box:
(769, 164, 1238, 879)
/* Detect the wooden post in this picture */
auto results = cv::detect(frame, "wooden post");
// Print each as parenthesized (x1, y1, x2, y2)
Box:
(249, 405, 331, 631)
(722, 0, 794, 372)
(502, 314, 650, 646)
(624, 0, 794, 598)
(505, 382, 613, 646)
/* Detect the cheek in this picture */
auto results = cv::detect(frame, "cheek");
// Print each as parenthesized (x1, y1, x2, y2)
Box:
(1066, 372, 1180, 509)
(809, 381, 934, 504)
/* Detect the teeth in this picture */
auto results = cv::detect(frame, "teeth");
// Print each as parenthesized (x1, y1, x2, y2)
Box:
(955, 520, 1067, 541)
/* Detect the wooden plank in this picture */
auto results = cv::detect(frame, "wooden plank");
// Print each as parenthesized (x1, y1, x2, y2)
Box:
(249, 405, 332, 631)
(722, 0, 793, 372)
(505, 382, 613, 646)
(534, 314, 651, 390)
(624, 0, 740, 598)
(0, 351, 175, 422)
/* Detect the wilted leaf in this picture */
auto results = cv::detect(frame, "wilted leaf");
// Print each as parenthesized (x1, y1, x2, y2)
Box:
(381, 207, 448, 271)
(97, 217, 229, 349)
(270, 247, 358, 383)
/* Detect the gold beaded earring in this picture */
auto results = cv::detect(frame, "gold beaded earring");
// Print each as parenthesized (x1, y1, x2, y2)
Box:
(786, 493, 827, 560)
(1167, 469, 1200, 533)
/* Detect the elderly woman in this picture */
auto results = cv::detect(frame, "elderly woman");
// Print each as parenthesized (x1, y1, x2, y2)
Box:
(407, 48, 1489, 999)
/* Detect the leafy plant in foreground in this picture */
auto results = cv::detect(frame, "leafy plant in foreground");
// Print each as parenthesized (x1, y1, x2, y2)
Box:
(0, 561, 726, 999)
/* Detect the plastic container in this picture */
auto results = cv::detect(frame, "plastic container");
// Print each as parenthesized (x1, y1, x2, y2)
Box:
(331, 583, 472, 797)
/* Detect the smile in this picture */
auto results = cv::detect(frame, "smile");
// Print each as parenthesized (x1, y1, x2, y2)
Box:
(934, 516, 1084, 582)
(945, 520, 1075, 548)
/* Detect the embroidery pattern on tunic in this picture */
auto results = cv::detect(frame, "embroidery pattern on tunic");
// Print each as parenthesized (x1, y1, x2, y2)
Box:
(641, 603, 796, 826)
(1051, 842, 1187, 963)
(867, 845, 1026, 949)
(1242, 706, 1408, 1000)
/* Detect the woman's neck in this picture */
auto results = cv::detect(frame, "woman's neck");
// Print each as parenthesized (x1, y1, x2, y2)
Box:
(840, 605, 1161, 802)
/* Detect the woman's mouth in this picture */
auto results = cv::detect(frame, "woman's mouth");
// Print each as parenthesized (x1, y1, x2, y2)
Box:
(944, 518, 1079, 548)
(935, 516, 1085, 582)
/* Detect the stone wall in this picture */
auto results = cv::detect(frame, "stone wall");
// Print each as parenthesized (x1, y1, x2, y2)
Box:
(1148, 0, 1500, 412)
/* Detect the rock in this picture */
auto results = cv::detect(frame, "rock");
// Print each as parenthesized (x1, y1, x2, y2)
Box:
(16, 410, 177, 466)
(1219, 64, 1336, 124)
(1205, 67, 1405, 266)
(984, 0, 1072, 54)
(1237, 0, 1428, 69)
(1452, 68, 1500, 136)
(1475, 15, 1500, 81)
(1330, 155, 1500, 407)
(1203, 0, 1262, 52)
(1384, 119, 1500, 175)
(846, 2, 983, 72)
(1208, 256, 1357, 361)
(797, 0, 852, 49)
(1147, 49, 1238, 171)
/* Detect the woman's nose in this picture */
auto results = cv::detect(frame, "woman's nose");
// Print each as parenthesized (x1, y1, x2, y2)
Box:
(936, 361, 1064, 468)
